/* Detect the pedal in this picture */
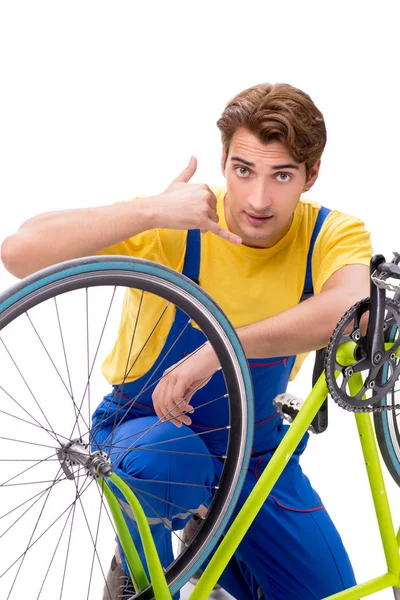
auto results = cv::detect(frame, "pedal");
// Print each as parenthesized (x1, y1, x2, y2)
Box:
(273, 393, 317, 434)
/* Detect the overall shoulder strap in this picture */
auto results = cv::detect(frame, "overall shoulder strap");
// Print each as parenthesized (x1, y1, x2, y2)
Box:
(182, 229, 201, 284)
(301, 206, 331, 300)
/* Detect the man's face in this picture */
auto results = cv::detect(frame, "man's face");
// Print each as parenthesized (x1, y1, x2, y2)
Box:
(222, 128, 320, 248)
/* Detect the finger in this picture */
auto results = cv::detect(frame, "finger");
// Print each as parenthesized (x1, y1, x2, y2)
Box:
(152, 392, 163, 420)
(153, 402, 164, 422)
(165, 397, 183, 422)
(208, 222, 242, 244)
(159, 380, 184, 427)
(153, 379, 176, 424)
(173, 404, 192, 426)
(164, 401, 190, 427)
(171, 156, 197, 184)
(207, 191, 217, 211)
(208, 209, 219, 224)
(168, 382, 193, 426)
(166, 392, 191, 426)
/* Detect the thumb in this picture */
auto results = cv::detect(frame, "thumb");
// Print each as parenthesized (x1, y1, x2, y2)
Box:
(172, 156, 197, 184)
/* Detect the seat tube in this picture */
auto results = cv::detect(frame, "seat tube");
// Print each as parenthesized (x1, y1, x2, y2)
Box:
(350, 372, 400, 576)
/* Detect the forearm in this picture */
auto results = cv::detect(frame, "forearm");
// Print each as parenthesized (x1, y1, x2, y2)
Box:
(0, 198, 154, 278)
(236, 288, 361, 359)
(203, 287, 365, 372)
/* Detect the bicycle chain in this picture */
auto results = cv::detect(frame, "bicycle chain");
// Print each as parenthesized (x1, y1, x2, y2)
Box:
(325, 297, 400, 413)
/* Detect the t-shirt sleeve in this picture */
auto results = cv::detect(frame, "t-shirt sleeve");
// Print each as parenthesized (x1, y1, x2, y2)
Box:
(96, 227, 166, 262)
(312, 210, 373, 294)
(95, 201, 187, 271)
(290, 210, 372, 382)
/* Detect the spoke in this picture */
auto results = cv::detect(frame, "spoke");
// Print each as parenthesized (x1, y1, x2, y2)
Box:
(86, 288, 91, 440)
(0, 451, 59, 487)
(121, 291, 144, 385)
(54, 297, 86, 438)
(36, 502, 76, 600)
(88, 301, 172, 442)
(119, 301, 172, 386)
(0, 486, 53, 541)
(1, 473, 93, 583)
(86, 480, 106, 599)
(1, 475, 84, 487)
(133, 488, 186, 546)
(0, 385, 61, 441)
(0, 459, 59, 462)
(97, 344, 213, 456)
(5, 466, 63, 597)
(0, 336, 58, 442)
(106, 290, 144, 451)
(118, 320, 200, 401)
(106, 371, 219, 461)
(137, 426, 228, 450)
(104, 423, 228, 457)
(1, 462, 88, 489)
(126, 484, 203, 519)
(25, 311, 78, 411)
(118, 446, 225, 458)
(105, 392, 227, 457)
(69, 286, 117, 442)
(76, 484, 112, 597)
(0, 436, 59, 450)
(0, 406, 64, 438)
(54, 297, 74, 399)
(93, 481, 140, 600)
(94, 480, 138, 535)
(0, 480, 65, 522)
(123, 474, 218, 490)
(59, 484, 79, 600)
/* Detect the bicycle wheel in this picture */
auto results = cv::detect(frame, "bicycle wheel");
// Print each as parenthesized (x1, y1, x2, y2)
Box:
(374, 294, 400, 486)
(0, 255, 253, 599)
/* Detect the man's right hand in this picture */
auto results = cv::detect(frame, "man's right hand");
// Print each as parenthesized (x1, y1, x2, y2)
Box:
(149, 157, 242, 245)
(1, 156, 241, 280)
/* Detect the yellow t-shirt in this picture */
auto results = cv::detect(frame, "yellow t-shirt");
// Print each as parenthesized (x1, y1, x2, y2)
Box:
(97, 186, 372, 384)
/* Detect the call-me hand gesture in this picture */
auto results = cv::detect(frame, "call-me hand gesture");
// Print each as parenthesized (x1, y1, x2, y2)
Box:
(152, 157, 242, 244)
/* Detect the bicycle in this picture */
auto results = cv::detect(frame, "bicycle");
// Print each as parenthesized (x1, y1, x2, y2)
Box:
(0, 251, 400, 599)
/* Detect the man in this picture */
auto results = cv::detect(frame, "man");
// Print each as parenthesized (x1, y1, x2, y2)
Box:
(1, 83, 372, 599)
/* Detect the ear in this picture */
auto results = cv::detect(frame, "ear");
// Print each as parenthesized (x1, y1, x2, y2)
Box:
(303, 160, 321, 192)
(221, 149, 227, 177)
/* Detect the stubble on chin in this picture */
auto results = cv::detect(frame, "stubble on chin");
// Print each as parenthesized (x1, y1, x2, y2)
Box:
(234, 215, 276, 244)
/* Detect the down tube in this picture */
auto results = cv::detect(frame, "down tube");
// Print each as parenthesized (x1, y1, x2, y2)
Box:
(189, 373, 328, 600)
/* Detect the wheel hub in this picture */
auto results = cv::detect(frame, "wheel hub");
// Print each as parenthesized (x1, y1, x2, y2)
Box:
(56, 438, 112, 480)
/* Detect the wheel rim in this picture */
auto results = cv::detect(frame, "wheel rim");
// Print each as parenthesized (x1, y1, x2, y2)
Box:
(0, 257, 253, 599)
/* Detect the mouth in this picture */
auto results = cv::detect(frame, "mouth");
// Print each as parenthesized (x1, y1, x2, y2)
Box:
(244, 212, 273, 226)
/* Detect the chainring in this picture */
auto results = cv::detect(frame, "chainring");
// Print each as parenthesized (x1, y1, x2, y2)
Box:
(325, 297, 400, 412)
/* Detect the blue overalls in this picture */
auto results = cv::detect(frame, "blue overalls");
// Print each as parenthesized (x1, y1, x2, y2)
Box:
(92, 207, 356, 600)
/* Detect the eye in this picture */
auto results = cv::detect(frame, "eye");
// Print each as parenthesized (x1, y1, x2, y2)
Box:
(275, 172, 292, 182)
(234, 166, 251, 178)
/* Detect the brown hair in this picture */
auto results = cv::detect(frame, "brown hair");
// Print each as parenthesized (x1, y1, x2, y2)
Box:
(217, 83, 326, 176)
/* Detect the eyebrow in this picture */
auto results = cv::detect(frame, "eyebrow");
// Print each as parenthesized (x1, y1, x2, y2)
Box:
(272, 163, 299, 170)
(230, 156, 299, 170)
(230, 156, 255, 167)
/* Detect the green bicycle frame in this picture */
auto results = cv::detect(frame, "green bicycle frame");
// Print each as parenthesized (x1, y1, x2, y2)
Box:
(101, 341, 400, 599)
(99, 474, 172, 599)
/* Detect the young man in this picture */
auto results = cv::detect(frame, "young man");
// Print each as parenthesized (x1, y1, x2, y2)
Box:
(1, 83, 372, 599)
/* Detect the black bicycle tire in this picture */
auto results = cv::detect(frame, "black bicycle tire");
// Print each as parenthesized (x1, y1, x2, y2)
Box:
(374, 293, 400, 487)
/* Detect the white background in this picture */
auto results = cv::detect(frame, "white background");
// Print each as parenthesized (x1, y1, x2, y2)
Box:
(1, 1, 400, 598)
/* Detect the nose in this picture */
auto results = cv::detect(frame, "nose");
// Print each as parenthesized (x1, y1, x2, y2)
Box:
(248, 182, 272, 213)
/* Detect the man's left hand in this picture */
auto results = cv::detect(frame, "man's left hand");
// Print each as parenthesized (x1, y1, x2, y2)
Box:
(152, 343, 220, 427)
